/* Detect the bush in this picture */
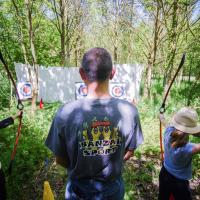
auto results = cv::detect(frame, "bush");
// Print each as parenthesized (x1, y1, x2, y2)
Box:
(0, 71, 11, 109)
(1, 102, 62, 199)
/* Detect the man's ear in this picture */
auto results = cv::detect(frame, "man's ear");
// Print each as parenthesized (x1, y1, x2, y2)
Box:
(79, 67, 87, 81)
(110, 67, 116, 80)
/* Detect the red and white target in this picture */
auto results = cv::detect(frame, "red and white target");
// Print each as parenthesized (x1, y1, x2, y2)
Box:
(75, 82, 126, 100)
(111, 85, 125, 98)
(75, 82, 88, 100)
(17, 82, 32, 100)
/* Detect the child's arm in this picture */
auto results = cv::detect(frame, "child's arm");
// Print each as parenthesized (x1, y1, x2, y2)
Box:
(192, 144, 200, 155)
(0, 117, 14, 129)
(0, 112, 21, 129)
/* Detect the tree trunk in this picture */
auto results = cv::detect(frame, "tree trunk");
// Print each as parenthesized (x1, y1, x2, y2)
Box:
(12, 0, 34, 91)
(147, 58, 153, 98)
(143, 3, 161, 98)
(113, 22, 118, 63)
(143, 53, 153, 98)
(60, 0, 67, 66)
(11, 0, 29, 65)
(74, 32, 81, 67)
(12, 0, 37, 112)
(164, 0, 178, 94)
(25, 0, 38, 113)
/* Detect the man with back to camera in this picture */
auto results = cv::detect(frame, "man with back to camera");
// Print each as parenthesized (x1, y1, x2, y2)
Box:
(45, 47, 143, 200)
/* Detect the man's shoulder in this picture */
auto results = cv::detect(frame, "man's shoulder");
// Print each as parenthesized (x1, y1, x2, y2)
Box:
(62, 99, 82, 108)
(113, 98, 139, 117)
(117, 98, 138, 109)
(56, 100, 83, 119)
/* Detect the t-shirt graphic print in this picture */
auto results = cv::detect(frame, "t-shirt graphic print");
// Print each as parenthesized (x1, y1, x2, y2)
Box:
(79, 117, 122, 156)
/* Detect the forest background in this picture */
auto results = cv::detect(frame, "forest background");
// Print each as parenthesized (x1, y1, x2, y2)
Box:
(0, 0, 200, 199)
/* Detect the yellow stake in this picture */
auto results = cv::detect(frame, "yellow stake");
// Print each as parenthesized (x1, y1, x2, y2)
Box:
(43, 181, 55, 200)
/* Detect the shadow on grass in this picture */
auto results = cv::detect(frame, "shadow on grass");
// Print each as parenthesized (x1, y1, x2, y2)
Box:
(123, 150, 161, 200)
(6, 149, 199, 199)
(123, 149, 200, 200)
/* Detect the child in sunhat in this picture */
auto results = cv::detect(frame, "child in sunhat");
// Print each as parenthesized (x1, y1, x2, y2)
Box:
(158, 107, 200, 200)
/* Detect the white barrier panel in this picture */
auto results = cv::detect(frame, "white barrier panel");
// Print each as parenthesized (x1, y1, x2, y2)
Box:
(15, 63, 143, 103)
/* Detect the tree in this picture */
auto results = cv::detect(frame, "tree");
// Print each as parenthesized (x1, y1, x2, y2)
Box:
(47, 0, 86, 66)
(159, 0, 198, 93)
(25, 0, 39, 112)
(139, 0, 164, 98)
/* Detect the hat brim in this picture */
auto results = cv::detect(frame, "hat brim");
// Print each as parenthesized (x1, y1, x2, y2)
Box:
(171, 115, 200, 134)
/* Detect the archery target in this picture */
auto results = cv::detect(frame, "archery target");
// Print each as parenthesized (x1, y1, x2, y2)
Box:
(75, 82, 88, 99)
(110, 84, 125, 98)
(79, 84, 87, 96)
(17, 82, 32, 100)
(75, 82, 126, 100)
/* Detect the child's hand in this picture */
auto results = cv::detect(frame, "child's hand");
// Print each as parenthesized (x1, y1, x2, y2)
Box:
(123, 150, 134, 161)
(159, 113, 165, 120)
(12, 111, 22, 120)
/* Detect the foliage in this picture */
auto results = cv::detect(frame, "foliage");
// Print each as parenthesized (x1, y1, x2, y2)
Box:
(0, 102, 61, 199)
(0, 70, 11, 109)
(0, 0, 199, 199)
(123, 154, 159, 200)
(0, 98, 199, 199)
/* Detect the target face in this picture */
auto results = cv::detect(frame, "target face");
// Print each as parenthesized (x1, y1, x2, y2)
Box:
(111, 85, 124, 98)
(17, 82, 32, 100)
(78, 84, 87, 96)
(75, 83, 88, 99)
(75, 82, 126, 100)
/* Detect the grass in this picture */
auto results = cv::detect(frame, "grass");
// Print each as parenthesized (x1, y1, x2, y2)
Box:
(0, 99, 200, 199)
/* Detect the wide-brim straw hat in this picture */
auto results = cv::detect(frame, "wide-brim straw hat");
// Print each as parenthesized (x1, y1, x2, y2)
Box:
(171, 107, 200, 134)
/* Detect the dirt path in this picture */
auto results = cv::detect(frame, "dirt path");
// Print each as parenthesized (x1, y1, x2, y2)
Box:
(31, 152, 199, 200)
(124, 152, 200, 200)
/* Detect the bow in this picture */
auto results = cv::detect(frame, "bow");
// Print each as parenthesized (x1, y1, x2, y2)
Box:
(0, 51, 24, 110)
(159, 53, 186, 161)
(0, 50, 24, 173)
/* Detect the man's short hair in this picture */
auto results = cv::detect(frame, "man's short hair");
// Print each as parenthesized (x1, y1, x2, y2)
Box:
(81, 47, 113, 82)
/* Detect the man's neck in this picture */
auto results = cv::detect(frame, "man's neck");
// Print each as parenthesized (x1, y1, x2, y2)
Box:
(86, 81, 111, 99)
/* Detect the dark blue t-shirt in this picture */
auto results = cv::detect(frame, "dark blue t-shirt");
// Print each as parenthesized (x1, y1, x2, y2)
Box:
(45, 97, 143, 181)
